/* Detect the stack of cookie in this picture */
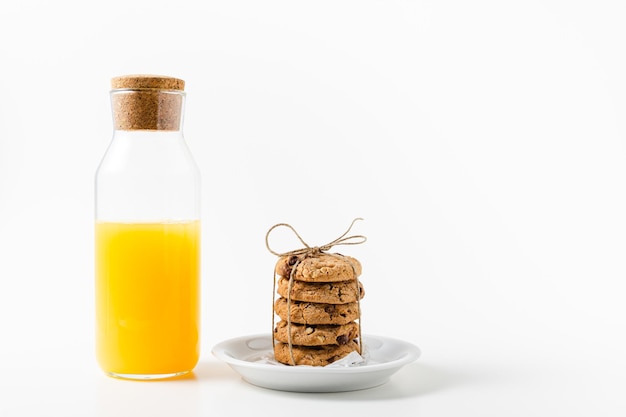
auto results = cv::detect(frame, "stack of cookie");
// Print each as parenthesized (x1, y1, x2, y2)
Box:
(273, 252, 365, 366)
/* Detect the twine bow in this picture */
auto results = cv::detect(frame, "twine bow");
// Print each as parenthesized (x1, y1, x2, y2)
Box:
(266, 218, 366, 365)
(265, 217, 367, 258)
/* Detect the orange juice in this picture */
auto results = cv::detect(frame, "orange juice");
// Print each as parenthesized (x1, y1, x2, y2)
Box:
(95, 220, 200, 378)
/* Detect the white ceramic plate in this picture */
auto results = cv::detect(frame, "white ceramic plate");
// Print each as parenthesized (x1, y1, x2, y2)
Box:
(211, 334, 420, 392)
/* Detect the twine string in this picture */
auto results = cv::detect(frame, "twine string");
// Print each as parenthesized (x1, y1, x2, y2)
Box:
(265, 217, 366, 257)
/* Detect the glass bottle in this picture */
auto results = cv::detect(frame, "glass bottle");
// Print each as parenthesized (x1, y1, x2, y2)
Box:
(95, 75, 201, 380)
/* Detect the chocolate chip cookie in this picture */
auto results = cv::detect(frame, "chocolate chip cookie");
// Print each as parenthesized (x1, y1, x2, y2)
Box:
(273, 340, 361, 366)
(273, 320, 359, 346)
(275, 253, 362, 282)
(277, 277, 364, 304)
(274, 297, 360, 325)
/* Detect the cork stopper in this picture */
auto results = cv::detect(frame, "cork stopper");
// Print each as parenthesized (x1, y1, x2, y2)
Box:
(110, 74, 185, 131)
(111, 74, 185, 91)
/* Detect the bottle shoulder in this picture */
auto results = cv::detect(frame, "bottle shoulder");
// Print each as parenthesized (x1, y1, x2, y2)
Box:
(96, 131, 199, 176)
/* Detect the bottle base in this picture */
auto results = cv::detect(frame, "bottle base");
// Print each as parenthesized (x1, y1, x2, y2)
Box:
(106, 370, 190, 381)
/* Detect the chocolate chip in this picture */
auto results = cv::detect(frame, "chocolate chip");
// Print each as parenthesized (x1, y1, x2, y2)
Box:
(336, 334, 349, 345)
(288, 255, 299, 266)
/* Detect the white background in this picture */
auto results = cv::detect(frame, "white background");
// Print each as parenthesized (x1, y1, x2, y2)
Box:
(1, 1, 625, 416)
